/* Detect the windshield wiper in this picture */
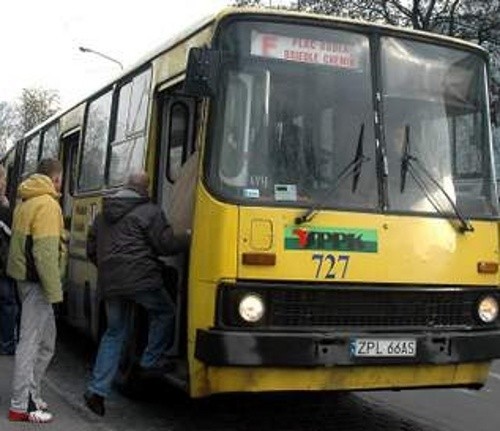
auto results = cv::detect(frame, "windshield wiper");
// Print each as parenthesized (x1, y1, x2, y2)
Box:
(400, 125, 411, 193)
(295, 124, 369, 225)
(352, 124, 365, 193)
(399, 125, 474, 234)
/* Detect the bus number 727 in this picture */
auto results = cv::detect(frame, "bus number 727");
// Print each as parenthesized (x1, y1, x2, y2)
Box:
(312, 254, 350, 279)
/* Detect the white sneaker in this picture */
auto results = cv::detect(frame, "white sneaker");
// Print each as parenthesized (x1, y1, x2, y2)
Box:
(28, 409, 53, 423)
(35, 400, 49, 411)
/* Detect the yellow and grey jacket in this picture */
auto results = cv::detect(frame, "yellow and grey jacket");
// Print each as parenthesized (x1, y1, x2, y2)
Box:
(7, 174, 66, 303)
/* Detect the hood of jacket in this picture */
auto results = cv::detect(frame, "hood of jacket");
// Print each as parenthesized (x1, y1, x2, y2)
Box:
(102, 189, 149, 223)
(18, 174, 58, 201)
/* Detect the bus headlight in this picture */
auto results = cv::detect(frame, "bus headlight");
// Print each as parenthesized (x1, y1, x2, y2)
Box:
(477, 296, 499, 323)
(238, 294, 265, 323)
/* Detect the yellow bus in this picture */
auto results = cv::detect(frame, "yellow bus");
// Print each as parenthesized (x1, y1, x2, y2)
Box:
(3, 7, 500, 398)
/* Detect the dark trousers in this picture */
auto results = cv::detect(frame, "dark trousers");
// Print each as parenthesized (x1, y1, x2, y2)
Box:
(0, 277, 19, 355)
(88, 289, 175, 397)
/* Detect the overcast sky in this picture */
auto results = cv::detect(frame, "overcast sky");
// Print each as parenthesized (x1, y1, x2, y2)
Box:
(0, 0, 233, 107)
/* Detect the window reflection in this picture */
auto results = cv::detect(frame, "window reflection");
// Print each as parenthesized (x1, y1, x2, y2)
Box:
(109, 137, 145, 185)
(382, 37, 496, 217)
(168, 102, 189, 182)
(79, 91, 112, 190)
(209, 23, 377, 210)
(115, 83, 132, 143)
(23, 134, 40, 175)
(109, 69, 151, 185)
(207, 22, 496, 217)
(42, 124, 59, 160)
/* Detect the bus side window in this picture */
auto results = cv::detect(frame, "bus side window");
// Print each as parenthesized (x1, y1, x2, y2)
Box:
(22, 134, 41, 177)
(41, 123, 60, 160)
(167, 101, 190, 183)
(79, 91, 113, 191)
(159, 93, 197, 232)
(61, 131, 80, 227)
(165, 97, 196, 184)
(108, 69, 151, 186)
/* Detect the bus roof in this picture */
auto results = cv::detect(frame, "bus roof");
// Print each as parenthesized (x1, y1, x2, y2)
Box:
(18, 6, 488, 142)
(222, 7, 487, 52)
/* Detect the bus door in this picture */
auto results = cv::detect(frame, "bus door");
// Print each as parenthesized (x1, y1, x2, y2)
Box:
(157, 89, 198, 356)
(61, 131, 79, 228)
(61, 130, 90, 333)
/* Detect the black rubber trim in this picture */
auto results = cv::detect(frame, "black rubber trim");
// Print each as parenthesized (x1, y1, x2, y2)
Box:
(195, 328, 500, 367)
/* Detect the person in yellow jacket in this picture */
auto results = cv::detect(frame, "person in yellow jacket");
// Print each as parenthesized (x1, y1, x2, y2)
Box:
(6, 158, 65, 424)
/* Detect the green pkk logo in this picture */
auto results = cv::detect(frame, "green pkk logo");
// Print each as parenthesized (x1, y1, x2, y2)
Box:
(285, 226, 378, 252)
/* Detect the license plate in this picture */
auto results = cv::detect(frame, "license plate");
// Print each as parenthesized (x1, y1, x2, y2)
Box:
(351, 339, 417, 357)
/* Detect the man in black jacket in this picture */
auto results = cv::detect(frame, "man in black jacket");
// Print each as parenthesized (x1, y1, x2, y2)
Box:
(84, 171, 188, 416)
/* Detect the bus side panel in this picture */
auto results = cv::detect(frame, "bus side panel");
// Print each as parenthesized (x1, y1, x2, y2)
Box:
(65, 195, 102, 340)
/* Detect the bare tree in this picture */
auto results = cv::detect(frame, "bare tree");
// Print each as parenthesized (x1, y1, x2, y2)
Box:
(17, 87, 60, 135)
(292, 1, 469, 30)
(0, 101, 19, 156)
(289, 1, 498, 40)
(233, 0, 263, 6)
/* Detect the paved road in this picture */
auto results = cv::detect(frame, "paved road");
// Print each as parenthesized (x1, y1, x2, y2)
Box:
(1, 325, 499, 430)
(0, 356, 103, 431)
(362, 362, 500, 431)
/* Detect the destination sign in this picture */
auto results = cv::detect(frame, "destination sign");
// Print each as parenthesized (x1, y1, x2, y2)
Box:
(251, 31, 359, 69)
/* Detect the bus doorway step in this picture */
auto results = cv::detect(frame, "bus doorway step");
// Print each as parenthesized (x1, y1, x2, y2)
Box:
(160, 359, 189, 392)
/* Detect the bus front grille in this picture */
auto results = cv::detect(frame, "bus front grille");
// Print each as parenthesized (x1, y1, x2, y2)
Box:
(270, 289, 477, 329)
(218, 283, 500, 330)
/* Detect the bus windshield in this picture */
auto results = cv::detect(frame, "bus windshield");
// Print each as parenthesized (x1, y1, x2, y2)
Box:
(382, 37, 497, 218)
(206, 21, 498, 218)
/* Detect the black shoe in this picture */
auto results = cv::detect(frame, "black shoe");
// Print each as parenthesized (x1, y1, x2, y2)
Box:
(138, 361, 175, 378)
(84, 391, 105, 416)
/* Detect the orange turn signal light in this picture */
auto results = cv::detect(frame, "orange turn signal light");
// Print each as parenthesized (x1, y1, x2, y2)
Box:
(477, 261, 499, 274)
(242, 252, 276, 266)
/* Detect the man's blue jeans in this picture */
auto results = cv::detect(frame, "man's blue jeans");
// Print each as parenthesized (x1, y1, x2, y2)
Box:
(0, 277, 18, 355)
(88, 289, 175, 397)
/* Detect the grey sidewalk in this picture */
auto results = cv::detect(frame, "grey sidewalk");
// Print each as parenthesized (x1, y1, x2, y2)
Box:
(0, 355, 107, 430)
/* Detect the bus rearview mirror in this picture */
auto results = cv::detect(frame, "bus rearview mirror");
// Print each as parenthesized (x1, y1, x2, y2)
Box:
(184, 48, 223, 97)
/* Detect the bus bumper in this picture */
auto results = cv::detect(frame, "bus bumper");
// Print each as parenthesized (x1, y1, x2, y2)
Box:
(195, 329, 500, 366)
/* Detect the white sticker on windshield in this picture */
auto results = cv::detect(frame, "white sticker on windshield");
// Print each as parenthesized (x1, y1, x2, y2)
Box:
(243, 188, 260, 199)
(274, 184, 297, 201)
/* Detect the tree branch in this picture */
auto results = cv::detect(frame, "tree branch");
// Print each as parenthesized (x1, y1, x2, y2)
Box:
(423, 0, 438, 30)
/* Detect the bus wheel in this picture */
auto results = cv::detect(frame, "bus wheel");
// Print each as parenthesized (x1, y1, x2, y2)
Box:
(114, 305, 148, 398)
